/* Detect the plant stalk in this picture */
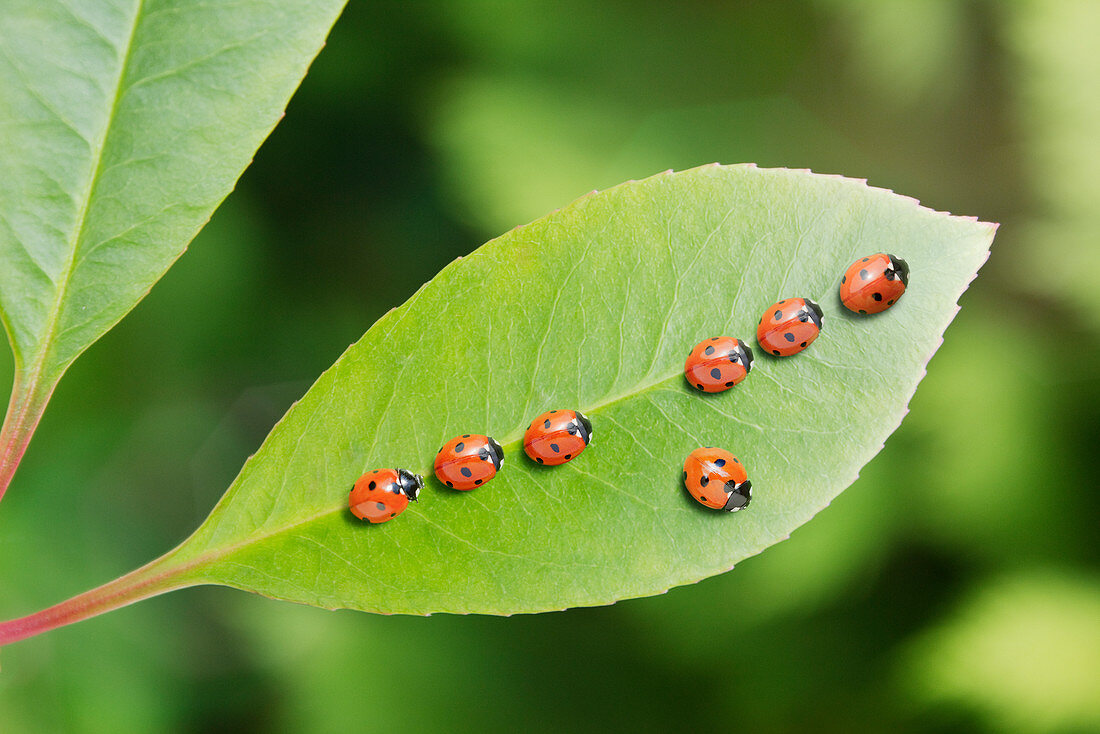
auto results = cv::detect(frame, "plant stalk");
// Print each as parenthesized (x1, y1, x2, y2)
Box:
(0, 551, 197, 646)
(0, 370, 56, 504)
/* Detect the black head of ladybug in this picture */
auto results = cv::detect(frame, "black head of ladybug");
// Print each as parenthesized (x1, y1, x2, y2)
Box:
(885, 254, 910, 286)
(574, 411, 593, 445)
(485, 437, 505, 470)
(802, 298, 824, 329)
(733, 340, 755, 371)
(395, 469, 424, 501)
(723, 480, 751, 512)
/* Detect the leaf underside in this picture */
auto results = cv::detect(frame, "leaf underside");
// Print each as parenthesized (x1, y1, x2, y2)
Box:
(165, 164, 994, 615)
(0, 0, 346, 379)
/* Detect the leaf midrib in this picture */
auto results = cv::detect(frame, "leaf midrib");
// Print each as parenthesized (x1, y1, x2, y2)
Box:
(177, 357, 718, 578)
(25, 0, 147, 381)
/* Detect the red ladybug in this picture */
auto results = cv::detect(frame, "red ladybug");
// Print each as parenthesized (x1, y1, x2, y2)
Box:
(682, 447, 751, 512)
(684, 336, 754, 393)
(434, 434, 504, 490)
(840, 253, 909, 315)
(349, 468, 423, 523)
(523, 409, 592, 465)
(757, 298, 823, 357)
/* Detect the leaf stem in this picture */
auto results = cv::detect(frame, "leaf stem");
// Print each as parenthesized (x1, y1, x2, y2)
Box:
(0, 371, 57, 505)
(0, 550, 197, 646)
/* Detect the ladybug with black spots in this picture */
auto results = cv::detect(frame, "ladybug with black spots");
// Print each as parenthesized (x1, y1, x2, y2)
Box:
(757, 297, 823, 357)
(839, 253, 909, 315)
(682, 447, 751, 512)
(523, 409, 592, 465)
(349, 468, 423, 523)
(684, 336, 754, 393)
(434, 433, 504, 490)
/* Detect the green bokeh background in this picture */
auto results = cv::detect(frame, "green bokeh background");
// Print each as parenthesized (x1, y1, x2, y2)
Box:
(2, 1, 1098, 731)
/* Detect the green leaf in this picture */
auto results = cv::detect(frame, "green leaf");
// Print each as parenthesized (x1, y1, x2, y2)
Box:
(0, 165, 997, 640)
(0, 0, 347, 490)
(145, 164, 992, 616)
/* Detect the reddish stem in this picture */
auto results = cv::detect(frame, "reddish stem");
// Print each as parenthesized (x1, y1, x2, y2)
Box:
(0, 550, 199, 646)
(0, 371, 56, 504)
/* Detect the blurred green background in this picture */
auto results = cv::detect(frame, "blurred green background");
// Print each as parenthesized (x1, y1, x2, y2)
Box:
(2, 0, 1098, 731)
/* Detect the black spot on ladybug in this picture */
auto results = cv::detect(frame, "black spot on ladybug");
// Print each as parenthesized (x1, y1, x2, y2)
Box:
(372, 470, 379, 474)
(704, 345, 715, 355)
(784, 333, 795, 342)
(375, 502, 386, 510)
(567, 424, 577, 435)
(862, 257, 869, 262)
(772, 350, 780, 355)
(696, 383, 704, 390)
(725, 381, 734, 387)
(700, 496, 707, 502)
(368, 481, 376, 490)
(390, 513, 396, 517)
(391, 485, 401, 493)
(446, 481, 454, 487)
(475, 479, 482, 485)
(714, 458, 726, 467)
(455, 442, 465, 452)
(887, 299, 895, 305)
(550, 410, 557, 413)
(774, 310, 782, 319)
(728, 350, 737, 361)
(841, 275, 846, 283)
(710, 337, 718, 341)
(550, 443, 560, 453)
(537, 458, 544, 464)
(543, 419, 551, 429)
(710, 367, 721, 379)
(564, 454, 571, 460)
(800, 341, 807, 347)
(460, 467, 472, 477)
(733, 457, 739, 463)
(478, 448, 490, 461)
(462, 434, 470, 438)
(872, 292, 883, 301)
(859, 309, 867, 315)
(700, 475, 709, 487)
(779, 300, 787, 304)
(860, 268, 870, 280)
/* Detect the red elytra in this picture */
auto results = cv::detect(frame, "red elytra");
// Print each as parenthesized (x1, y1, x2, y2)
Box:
(523, 409, 592, 466)
(682, 447, 751, 512)
(434, 434, 504, 490)
(684, 336, 754, 393)
(756, 297, 823, 357)
(839, 253, 909, 315)
(349, 468, 423, 523)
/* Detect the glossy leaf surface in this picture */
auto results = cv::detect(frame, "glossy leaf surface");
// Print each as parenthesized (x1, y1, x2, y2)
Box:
(153, 165, 994, 615)
(0, 0, 346, 429)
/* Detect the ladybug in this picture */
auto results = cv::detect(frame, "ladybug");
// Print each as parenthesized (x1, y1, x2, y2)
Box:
(757, 297, 823, 357)
(682, 447, 751, 512)
(684, 336, 754, 393)
(434, 434, 504, 490)
(349, 468, 423, 523)
(523, 409, 592, 465)
(840, 253, 909, 315)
